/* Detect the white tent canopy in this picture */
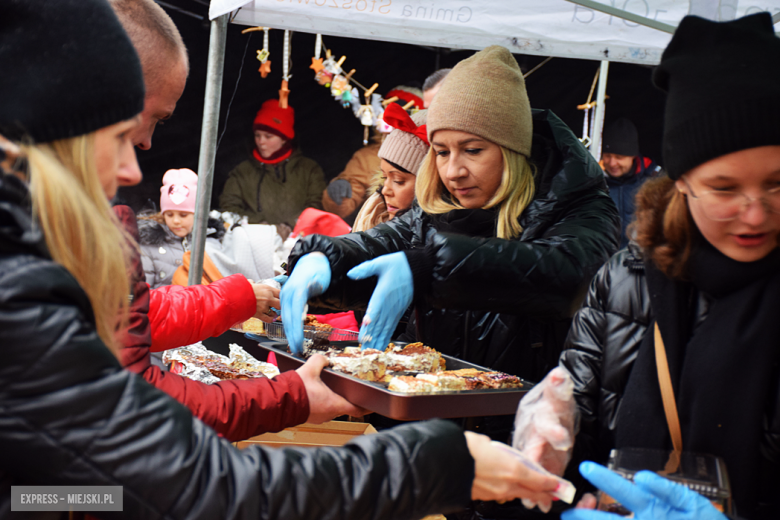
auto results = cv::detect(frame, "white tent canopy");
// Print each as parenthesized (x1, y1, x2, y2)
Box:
(210, 0, 779, 65)
(186, 0, 779, 283)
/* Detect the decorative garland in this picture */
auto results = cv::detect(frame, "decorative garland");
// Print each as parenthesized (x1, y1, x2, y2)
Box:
(242, 28, 423, 145)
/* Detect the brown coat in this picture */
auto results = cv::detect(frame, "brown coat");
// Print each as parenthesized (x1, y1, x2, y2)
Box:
(322, 142, 381, 219)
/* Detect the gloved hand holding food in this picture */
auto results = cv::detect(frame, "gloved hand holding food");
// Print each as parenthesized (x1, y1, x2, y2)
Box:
(561, 462, 728, 520)
(347, 251, 413, 351)
(512, 366, 580, 512)
(280, 253, 331, 354)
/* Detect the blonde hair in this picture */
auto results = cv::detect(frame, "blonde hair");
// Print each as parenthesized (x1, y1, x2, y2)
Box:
(23, 135, 131, 356)
(416, 146, 536, 239)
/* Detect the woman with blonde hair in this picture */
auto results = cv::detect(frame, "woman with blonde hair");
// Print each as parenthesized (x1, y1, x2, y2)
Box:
(0, 1, 564, 516)
(281, 46, 620, 450)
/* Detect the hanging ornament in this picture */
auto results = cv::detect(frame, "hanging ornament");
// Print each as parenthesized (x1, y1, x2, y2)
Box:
(358, 83, 379, 145)
(256, 28, 272, 78)
(279, 30, 291, 108)
(331, 68, 354, 99)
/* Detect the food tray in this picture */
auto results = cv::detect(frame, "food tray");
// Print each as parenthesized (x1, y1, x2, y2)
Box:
(246, 338, 532, 421)
(263, 322, 360, 343)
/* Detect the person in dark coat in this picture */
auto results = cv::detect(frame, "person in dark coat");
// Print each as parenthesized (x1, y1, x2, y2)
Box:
(601, 117, 662, 248)
(281, 47, 620, 439)
(0, 0, 567, 517)
(525, 13, 780, 520)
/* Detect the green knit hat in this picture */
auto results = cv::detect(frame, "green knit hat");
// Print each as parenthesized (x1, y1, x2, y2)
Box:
(426, 45, 532, 156)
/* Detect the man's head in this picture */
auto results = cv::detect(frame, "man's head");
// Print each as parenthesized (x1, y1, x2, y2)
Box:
(111, 0, 189, 153)
(602, 118, 639, 178)
(422, 68, 451, 108)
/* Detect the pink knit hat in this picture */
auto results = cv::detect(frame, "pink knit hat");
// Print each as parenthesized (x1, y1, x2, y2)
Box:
(160, 168, 198, 214)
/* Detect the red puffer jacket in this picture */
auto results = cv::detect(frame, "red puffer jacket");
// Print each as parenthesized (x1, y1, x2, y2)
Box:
(114, 206, 309, 441)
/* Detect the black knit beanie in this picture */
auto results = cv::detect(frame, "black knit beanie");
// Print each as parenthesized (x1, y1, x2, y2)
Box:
(602, 117, 639, 157)
(653, 12, 780, 180)
(0, 0, 145, 143)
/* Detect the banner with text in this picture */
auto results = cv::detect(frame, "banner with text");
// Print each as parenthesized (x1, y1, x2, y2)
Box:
(209, 0, 780, 64)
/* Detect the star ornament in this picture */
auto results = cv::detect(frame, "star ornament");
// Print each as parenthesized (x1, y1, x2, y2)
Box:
(258, 60, 272, 78)
(310, 57, 325, 73)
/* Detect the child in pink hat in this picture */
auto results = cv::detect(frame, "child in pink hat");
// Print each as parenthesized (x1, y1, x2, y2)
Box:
(139, 168, 225, 288)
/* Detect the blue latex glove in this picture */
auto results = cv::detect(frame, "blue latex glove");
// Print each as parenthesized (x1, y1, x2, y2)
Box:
(347, 252, 413, 350)
(561, 462, 728, 520)
(280, 253, 331, 354)
(272, 274, 288, 286)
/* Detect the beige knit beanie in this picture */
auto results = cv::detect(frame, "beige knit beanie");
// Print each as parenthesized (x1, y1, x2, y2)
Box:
(427, 45, 532, 156)
(377, 108, 429, 174)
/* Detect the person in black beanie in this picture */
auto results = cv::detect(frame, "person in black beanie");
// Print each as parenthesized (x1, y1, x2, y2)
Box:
(518, 12, 780, 520)
(601, 117, 662, 248)
(0, 3, 565, 515)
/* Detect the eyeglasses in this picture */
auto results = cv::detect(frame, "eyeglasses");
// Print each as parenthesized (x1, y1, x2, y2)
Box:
(681, 177, 780, 221)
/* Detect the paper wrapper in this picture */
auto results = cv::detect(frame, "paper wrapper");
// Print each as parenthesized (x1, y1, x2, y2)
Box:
(163, 342, 280, 384)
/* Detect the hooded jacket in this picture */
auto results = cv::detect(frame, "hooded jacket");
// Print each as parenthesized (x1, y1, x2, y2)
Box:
(290, 109, 620, 404)
(0, 173, 476, 519)
(220, 148, 326, 226)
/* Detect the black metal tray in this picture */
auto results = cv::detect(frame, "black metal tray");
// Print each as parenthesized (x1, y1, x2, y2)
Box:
(246, 335, 532, 421)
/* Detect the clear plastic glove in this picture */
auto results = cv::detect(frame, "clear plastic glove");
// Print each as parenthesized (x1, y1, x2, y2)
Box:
(347, 252, 413, 350)
(280, 253, 331, 354)
(326, 179, 352, 205)
(465, 431, 560, 504)
(561, 462, 728, 520)
(513, 366, 580, 512)
(296, 354, 369, 422)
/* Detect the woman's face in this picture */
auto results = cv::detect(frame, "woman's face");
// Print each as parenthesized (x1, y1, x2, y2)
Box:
(431, 129, 504, 209)
(254, 130, 286, 159)
(676, 145, 780, 262)
(163, 210, 195, 238)
(94, 117, 142, 199)
(380, 159, 416, 217)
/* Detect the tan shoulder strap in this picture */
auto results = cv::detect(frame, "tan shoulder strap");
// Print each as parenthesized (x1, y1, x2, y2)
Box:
(654, 322, 683, 473)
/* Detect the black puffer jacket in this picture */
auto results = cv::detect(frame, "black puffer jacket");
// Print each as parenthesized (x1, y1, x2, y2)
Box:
(290, 109, 620, 391)
(559, 244, 780, 517)
(0, 174, 475, 519)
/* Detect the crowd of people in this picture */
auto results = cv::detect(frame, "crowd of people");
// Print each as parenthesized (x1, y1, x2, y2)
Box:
(1, 0, 779, 519)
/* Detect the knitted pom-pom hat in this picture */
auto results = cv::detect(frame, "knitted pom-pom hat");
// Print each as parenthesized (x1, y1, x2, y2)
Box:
(0, 0, 145, 143)
(378, 107, 428, 175)
(253, 99, 295, 140)
(427, 45, 532, 157)
(160, 168, 198, 214)
(653, 12, 780, 179)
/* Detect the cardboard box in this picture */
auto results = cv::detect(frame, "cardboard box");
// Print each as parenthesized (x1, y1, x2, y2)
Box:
(236, 421, 377, 449)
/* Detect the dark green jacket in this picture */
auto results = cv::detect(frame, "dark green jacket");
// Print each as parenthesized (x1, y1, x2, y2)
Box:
(219, 149, 326, 225)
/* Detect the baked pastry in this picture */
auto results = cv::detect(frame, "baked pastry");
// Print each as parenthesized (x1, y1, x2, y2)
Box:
(388, 375, 437, 393)
(385, 342, 446, 373)
(328, 348, 386, 382)
(241, 317, 265, 333)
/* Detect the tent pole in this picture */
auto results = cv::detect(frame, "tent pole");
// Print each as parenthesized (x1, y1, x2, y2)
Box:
(188, 14, 228, 286)
(589, 60, 609, 162)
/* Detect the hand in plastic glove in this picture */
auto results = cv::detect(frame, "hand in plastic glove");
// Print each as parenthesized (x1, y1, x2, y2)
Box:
(280, 253, 331, 354)
(296, 354, 370, 422)
(272, 274, 288, 286)
(465, 431, 560, 504)
(326, 179, 352, 205)
(560, 462, 728, 520)
(347, 252, 413, 350)
(513, 366, 580, 513)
